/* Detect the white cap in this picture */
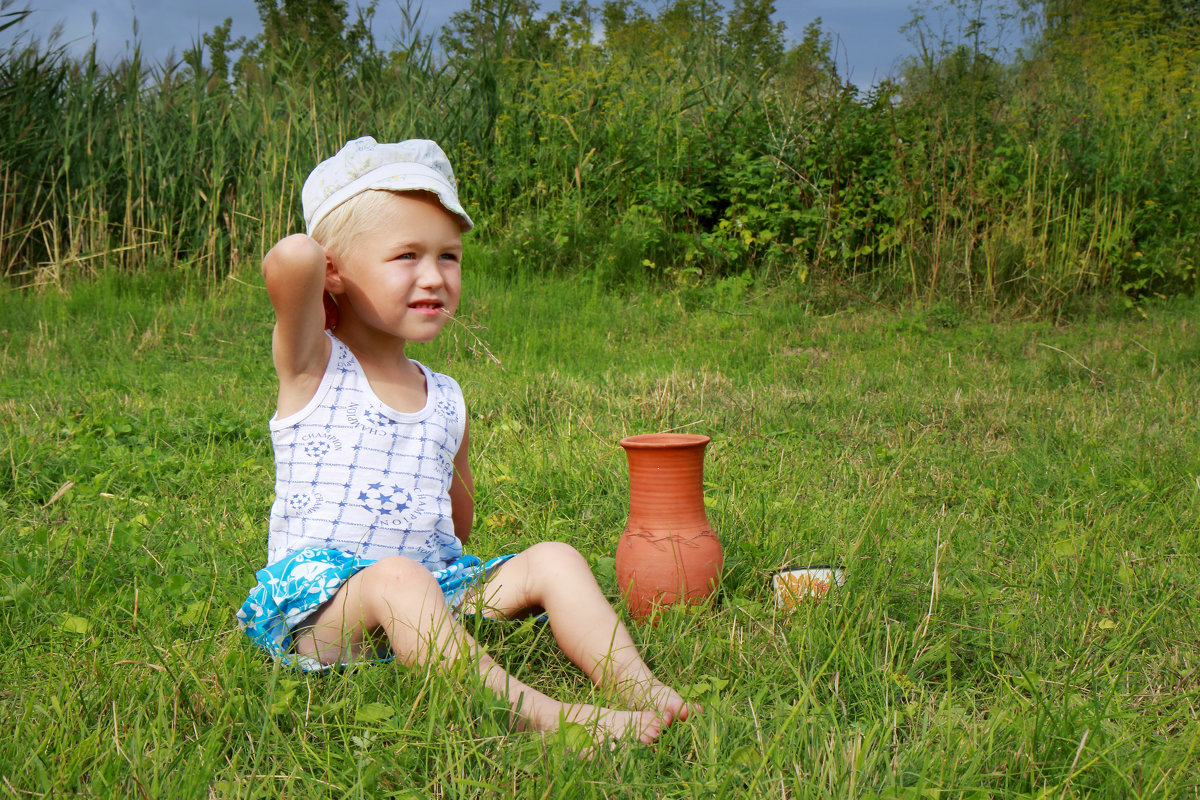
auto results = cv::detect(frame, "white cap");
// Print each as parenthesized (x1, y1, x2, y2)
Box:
(302, 136, 473, 233)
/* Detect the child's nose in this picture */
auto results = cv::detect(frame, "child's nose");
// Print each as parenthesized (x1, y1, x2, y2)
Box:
(415, 256, 445, 288)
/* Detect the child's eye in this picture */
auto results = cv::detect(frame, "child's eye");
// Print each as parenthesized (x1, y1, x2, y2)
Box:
(440, 253, 460, 262)
(396, 252, 416, 260)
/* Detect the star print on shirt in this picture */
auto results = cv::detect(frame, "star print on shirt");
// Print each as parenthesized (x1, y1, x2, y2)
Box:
(361, 407, 397, 428)
(358, 483, 414, 516)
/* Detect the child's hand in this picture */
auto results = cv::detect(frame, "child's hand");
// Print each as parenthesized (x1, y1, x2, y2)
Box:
(322, 290, 340, 330)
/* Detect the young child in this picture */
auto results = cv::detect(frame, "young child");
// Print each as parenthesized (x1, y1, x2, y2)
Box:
(237, 137, 690, 744)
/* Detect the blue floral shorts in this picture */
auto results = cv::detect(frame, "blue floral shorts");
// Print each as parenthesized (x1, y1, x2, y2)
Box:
(236, 547, 514, 672)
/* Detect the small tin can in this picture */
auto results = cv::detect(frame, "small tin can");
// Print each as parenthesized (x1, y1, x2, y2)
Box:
(772, 565, 845, 610)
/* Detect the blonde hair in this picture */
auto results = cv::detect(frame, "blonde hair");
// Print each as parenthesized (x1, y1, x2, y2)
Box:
(309, 189, 408, 261)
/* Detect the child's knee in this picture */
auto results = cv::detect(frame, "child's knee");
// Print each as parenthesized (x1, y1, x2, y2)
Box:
(362, 555, 440, 599)
(527, 541, 589, 573)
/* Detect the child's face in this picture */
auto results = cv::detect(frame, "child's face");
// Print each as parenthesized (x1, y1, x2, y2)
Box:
(328, 191, 463, 345)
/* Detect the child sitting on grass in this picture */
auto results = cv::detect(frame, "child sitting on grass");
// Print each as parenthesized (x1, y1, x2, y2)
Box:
(236, 137, 690, 744)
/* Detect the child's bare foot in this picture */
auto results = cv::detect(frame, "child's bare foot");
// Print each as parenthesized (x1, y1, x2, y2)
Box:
(619, 678, 696, 725)
(530, 702, 665, 745)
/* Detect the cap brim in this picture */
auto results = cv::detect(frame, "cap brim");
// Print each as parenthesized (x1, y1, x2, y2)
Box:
(305, 162, 473, 233)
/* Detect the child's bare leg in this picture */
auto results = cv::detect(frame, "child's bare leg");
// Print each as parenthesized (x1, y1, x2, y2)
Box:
(468, 542, 692, 724)
(291, 555, 664, 743)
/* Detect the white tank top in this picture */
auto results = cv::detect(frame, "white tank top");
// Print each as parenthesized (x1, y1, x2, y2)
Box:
(264, 333, 466, 569)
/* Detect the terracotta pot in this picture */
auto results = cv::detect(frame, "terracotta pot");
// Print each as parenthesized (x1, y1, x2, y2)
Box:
(615, 433, 723, 619)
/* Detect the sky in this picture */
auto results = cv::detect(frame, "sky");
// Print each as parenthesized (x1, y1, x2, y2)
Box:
(4, 0, 921, 89)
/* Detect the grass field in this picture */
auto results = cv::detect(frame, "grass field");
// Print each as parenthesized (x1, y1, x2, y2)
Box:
(1, 270, 1198, 798)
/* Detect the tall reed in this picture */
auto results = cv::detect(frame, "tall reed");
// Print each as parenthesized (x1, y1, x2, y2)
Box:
(0, 0, 1196, 313)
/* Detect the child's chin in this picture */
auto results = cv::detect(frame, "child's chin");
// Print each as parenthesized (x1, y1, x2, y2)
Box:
(405, 327, 446, 343)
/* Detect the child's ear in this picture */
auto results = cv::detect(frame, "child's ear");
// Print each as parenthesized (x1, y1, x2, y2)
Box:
(322, 254, 342, 330)
(323, 252, 343, 293)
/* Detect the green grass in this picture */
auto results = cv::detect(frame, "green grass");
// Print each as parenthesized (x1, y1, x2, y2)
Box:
(2, 269, 1199, 798)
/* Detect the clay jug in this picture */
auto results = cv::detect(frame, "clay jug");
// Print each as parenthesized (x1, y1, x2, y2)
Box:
(615, 433, 723, 619)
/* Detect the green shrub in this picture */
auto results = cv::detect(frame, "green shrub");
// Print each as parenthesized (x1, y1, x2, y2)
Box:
(2, 0, 1198, 313)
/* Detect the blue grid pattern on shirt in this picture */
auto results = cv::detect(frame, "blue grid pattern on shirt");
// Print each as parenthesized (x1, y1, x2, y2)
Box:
(267, 337, 465, 568)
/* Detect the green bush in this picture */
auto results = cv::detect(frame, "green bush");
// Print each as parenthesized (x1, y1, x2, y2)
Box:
(1, 0, 1198, 313)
